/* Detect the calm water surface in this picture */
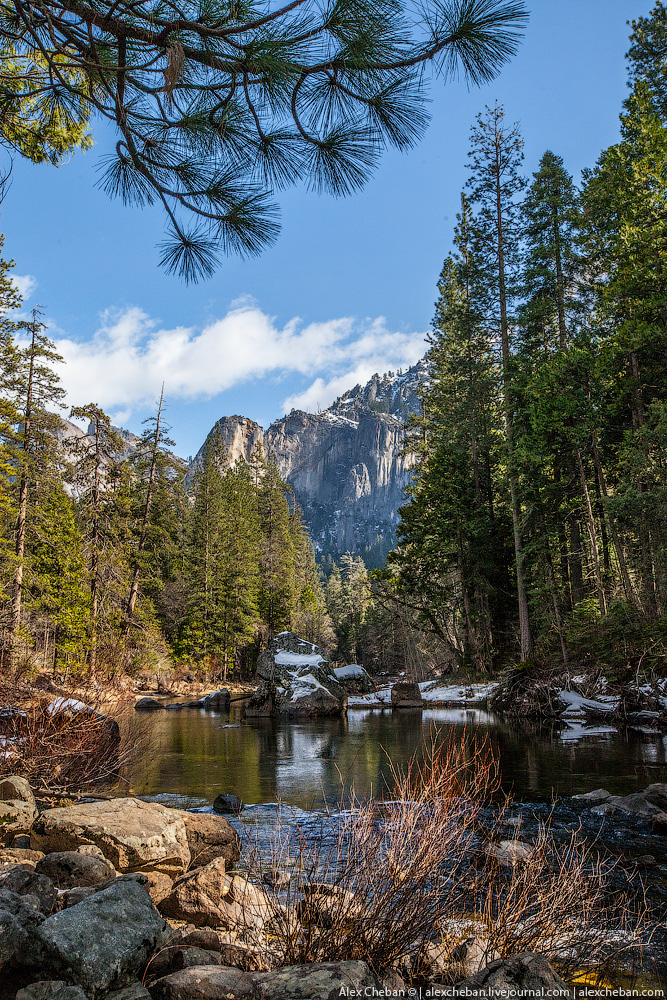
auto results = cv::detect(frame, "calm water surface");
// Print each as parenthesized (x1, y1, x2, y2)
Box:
(123, 703, 667, 809)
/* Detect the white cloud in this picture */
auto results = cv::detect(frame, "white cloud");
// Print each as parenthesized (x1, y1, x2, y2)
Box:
(46, 303, 427, 418)
(12, 274, 37, 302)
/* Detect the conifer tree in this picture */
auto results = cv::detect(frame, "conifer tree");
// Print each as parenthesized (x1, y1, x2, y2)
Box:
(7, 308, 65, 662)
(465, 103, 533, 658)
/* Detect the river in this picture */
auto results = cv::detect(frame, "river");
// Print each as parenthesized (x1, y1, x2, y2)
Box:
(123, 703, 667, 809)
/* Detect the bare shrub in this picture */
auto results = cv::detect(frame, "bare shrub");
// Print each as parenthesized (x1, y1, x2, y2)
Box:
(0, 691, 146, 792)
(241, 731, 647, 984)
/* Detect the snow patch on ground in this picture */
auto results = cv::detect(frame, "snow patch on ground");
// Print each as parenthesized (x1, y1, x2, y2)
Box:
(557, 690, 619, 718)
(419, 681, 498, 703)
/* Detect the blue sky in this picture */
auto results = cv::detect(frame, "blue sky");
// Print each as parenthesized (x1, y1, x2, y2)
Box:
(2, 1, 654, 458)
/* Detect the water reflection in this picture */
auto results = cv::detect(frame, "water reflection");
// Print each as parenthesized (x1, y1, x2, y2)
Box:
(123, 703, 667, 809)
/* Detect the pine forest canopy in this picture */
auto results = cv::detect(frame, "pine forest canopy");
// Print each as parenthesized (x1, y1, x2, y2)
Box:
(0, 0, 527, 280)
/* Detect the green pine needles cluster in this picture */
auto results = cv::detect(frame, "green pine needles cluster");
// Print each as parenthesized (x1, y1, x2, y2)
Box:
(0, 0, 528, 280)
(0, 295, 331, 681)
(392, 6, 667, 675)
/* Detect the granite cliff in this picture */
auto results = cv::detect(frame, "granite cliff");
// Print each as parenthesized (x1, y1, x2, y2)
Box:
(191, 360, 427, 563)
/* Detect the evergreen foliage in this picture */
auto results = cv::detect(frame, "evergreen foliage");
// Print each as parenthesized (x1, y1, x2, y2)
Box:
(0, 0, 528, 279)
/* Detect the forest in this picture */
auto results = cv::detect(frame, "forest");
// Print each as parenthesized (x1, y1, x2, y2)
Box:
(391, 9, 667, 683)
(1, 5, 667, 691)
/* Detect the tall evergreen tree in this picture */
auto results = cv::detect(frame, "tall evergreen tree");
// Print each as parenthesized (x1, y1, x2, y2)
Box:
(465, 104, 533, 657)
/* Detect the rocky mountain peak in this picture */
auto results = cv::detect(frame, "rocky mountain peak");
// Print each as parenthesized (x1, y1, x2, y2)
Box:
(191, 358, 427, 564)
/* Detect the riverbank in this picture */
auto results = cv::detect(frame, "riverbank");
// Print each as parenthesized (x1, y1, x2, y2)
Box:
(2, 758, 666, 999)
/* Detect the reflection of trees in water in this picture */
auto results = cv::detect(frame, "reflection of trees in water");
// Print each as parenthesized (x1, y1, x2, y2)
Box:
(122, 705, 667, 807)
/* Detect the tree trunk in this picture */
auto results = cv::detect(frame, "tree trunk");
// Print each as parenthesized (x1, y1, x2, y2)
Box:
(575, 447, 606, 616)
(590, 431, 639, 609)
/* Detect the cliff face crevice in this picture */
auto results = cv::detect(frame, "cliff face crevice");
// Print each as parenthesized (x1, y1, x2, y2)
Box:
(190, 360, 427, 562)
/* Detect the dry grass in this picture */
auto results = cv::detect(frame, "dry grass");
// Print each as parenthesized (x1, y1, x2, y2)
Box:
(241, 731, 648, 984)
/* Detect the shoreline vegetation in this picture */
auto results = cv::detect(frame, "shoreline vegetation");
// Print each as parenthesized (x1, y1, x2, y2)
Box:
(0, 731, 664, 999)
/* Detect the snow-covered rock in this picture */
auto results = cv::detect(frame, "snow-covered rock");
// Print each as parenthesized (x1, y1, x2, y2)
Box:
(247, 633, 346, 717)
(332, 664, 373, 693)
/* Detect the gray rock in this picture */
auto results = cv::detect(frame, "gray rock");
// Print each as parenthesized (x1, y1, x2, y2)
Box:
(644, 782, 667, 812)
(485, 840, 533, 867)
(145, 946, 223, 981)
(0, 847, 44, 868)
(252, 961, 381, 999)
(262, 868, 290, 889)
(199, 691, 230, 711)
(24, 880, 168, 995)
(253, 633, 347, 718)
(0, 888, 45, 965)
(449, 952, 572, 998)
(0, 778, 38, 845)
(212, 794, 244, 816)
(171, 930, 274, 971)
(36, 852, 117, 889)
(159, 860, 276, 932)
(105, 983, 152, 1000)
(391, 681, 423, 708)
(31, 798, 191, 876)
(134, 699, 165, 712)
(0, 776, 34, 802)
(173, 809, 241, 867)
(149, 966, 258, 1000)
(0, 866, 58, 914)
(15, 982, 88, 1000)
(572, 788, 611, 805)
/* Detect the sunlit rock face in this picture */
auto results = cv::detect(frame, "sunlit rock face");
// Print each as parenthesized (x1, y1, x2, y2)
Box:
(191, 360, 427, 562)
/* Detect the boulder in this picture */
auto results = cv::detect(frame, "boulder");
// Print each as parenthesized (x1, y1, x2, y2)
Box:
(31, 799, 191, 876)
(262, 868, 291, 889)
(23, 880, 169, 995)
(644, 782, 667, 812)
(0, 776, 34, 802)
(449, 952, 572, 998)
(149, 966, 257, 1000)
(142, 871, 174, 906)
(173, 809, 241, 867)
(252, 633, 347, 718)
(484, 840, 533, 867)
(391, 681, 423, 709)
(15, 983, 88, 1000)
(252, 961, 381, 999)
(0, 848, 44, 868)
(0, 888, 45, 965)
(651, 812, 667, 836)
(0, 867, 58, 914)
(0, 777, 38, 845)
(134, 699, 165, 712)
(212, 794, 244, 816)
(36, 852, 116, 889)
(144, 947, 223, 981)
(571, 788, 611, 806)
(298, 883, 362, 930)
(159, 860, 276, 933)
(106, 985, 152, 1000)
(171, 929, 274, 971)
(199, 691, 230, 711)
(332, 664, 374, 694)
(418, 933, 497, 982)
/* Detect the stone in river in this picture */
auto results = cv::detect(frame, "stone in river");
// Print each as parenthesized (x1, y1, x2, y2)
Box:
(212, 794, 244, 816)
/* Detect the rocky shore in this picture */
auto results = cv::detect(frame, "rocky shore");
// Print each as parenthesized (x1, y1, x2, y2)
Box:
(1, 769, 666, 999)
